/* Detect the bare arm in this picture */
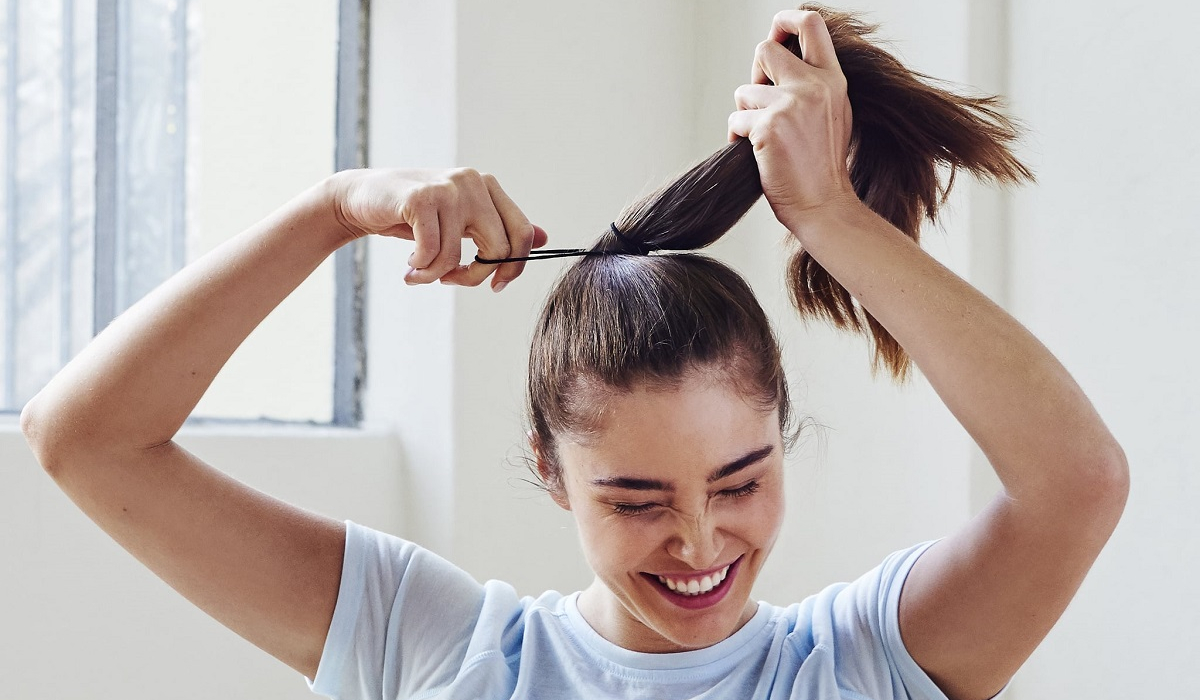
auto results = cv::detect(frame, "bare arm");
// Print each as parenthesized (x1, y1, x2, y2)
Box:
(730, 11, 1127, 700)
(797, 202, 1126, 700)
(21, 168, 544, 678)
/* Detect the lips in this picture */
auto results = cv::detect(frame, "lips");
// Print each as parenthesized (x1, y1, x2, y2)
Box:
(641, 556, 743, 610)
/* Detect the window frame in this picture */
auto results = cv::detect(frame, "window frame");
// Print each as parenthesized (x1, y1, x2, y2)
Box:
(1, 0, 367, 426)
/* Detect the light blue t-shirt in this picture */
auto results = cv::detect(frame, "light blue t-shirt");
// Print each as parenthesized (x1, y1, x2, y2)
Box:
(306, 521, 951, 700)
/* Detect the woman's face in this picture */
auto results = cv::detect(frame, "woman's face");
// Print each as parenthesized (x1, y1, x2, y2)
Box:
(550, 373, 785, 653)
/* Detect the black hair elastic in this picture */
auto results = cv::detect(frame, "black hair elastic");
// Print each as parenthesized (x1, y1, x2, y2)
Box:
(474, 223, 651, 264)
(608, 222, 654, 256)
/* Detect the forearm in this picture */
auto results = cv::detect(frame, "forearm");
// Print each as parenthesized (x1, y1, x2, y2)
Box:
(23, 178, 352, 461)
(795, 202, 1126, 503)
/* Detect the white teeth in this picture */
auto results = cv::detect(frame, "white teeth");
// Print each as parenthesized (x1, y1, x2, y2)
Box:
(656, 564, 732, 596)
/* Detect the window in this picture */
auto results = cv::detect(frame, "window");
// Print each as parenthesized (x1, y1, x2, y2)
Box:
(0, 0, 366, 424)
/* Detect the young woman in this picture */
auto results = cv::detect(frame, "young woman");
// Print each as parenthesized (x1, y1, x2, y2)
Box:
(21, 7, 1127, 700)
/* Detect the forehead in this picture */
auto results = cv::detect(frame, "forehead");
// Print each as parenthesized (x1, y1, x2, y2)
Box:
(557, 375, 782, 482)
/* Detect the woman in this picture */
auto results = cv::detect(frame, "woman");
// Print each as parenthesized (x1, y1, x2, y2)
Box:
(21, 7, 1127, 700)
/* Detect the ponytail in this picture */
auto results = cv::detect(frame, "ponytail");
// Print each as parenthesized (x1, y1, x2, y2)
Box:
(592, 3, 1033, 380)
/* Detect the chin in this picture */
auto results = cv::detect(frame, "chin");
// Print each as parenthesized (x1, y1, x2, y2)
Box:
(630, 553, 758, 651)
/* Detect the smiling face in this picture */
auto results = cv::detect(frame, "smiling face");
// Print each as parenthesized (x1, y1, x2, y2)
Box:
(545, 371, 786, 653)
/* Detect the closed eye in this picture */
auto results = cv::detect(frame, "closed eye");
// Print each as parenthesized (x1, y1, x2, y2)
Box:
(613, 502, 660, 516)
(614, 481, 760, 515)
(719, 480, 760, 499)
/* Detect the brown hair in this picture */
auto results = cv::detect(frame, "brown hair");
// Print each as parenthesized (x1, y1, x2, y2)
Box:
(528, 4, 1031, 490)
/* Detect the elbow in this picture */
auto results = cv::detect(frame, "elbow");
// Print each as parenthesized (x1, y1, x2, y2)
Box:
(20, 394, 71, 478)
(1072, 438, 1129, 527)
(21, 395, 52, 471)
(1098, 439, 1130, 512)
(20, 394, 42, 448)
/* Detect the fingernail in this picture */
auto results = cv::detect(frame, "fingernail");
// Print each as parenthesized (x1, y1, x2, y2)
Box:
(407, 253, 415, 267)
(493, 281, 509, 293)
(404, 267, 416, 285)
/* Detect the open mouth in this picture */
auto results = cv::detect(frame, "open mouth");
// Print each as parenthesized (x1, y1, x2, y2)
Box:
(641, 555, 743, 610)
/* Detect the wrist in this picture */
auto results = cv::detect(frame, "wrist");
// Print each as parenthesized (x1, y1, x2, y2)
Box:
(784, 194, 877, 247)
(318, 170, 370, 246)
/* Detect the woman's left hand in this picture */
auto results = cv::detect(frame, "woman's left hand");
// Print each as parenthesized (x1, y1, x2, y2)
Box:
(727, 10, 859, 235)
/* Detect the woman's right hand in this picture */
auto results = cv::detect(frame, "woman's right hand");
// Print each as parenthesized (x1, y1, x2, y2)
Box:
(330, 168, 549, 292)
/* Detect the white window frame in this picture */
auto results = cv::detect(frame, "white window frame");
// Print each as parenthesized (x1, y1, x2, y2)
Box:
(1, 0, 367, 425)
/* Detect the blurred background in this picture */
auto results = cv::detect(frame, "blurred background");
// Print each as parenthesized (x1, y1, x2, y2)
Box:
(1, 0, 1195, 697)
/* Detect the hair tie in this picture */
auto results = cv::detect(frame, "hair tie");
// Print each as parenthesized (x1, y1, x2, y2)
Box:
(608, 222, 654, 256)
(473, 223, 652, 264)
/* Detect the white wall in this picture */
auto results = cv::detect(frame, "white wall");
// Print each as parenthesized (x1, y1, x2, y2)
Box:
(0, 426, 403, 699)
(3, 1, 1193, 698)
(1005, 1, 1200, 696)
(192, 0, 338, 422)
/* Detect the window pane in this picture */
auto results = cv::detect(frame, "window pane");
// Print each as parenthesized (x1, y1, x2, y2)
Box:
(0, 0, 96, 410)
(0, 0, 339, 421)
(116, 0, 187, 312)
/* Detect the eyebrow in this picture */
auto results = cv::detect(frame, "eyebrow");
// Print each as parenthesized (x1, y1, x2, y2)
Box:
(589, 445, 775, 492)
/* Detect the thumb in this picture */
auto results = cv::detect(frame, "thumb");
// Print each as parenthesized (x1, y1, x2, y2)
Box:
(531, 225, 549, 249)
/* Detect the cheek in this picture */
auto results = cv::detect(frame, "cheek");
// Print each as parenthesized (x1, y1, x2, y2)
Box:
(572, 506, 661, 572)
(733, 487, 785, 545)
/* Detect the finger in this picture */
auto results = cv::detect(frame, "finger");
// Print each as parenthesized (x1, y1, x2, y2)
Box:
(441, 224, 549, 290)
(484, 176, 538, 291)
(406, 205, 441, 270)
(769, 10, 839, 71)
(439, 214, 507, 289)
(440, 180, 511, 288)
(439, 220, 549, 285)
(734, 83, 778, 111)
(752, 39, 812, 87)
(406, 210, 463, 284)
(531, 224, 549, 249)
(727, 108, 760, 143)
(443, 175, 543, 291)
(751, 38, 770, 85)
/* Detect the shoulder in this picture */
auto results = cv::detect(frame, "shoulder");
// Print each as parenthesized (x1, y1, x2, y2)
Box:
(314, 521, 572, 698)
(766, 541, 950, 700)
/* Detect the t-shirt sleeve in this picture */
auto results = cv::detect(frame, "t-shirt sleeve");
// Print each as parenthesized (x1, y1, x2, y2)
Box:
(816, 541, 953, 700)
(306, 521, 487, 700)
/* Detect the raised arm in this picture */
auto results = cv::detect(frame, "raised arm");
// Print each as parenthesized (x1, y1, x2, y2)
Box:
(20, 168, 544, 678)
(729, 11, 1128, 700)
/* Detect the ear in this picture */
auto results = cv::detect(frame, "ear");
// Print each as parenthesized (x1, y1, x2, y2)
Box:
(529, 430, 571, 511)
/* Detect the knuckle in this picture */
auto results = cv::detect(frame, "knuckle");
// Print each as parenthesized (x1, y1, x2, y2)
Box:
(449, 167, 481, 186)
(775, 91, 801, 113)
(408, 190, 436, 212)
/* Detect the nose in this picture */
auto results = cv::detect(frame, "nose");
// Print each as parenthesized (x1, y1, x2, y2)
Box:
(666, 508, 724, 570)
